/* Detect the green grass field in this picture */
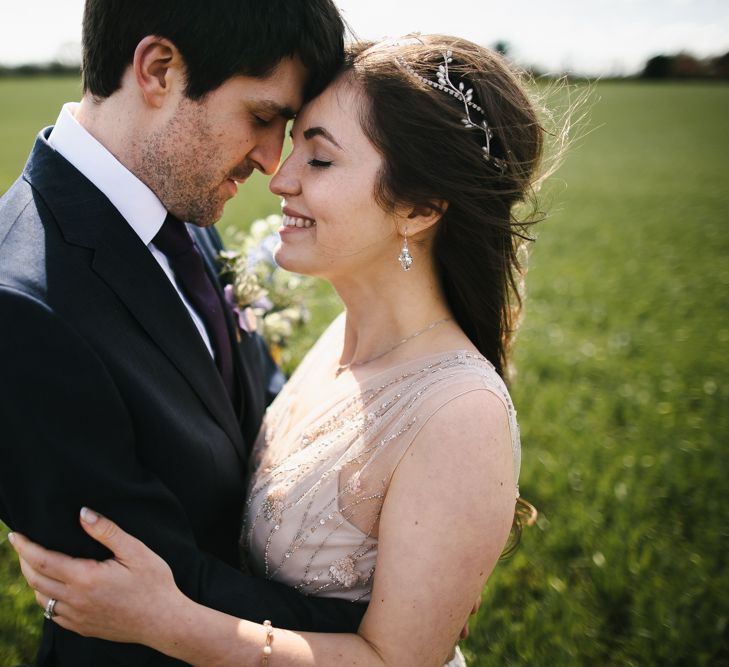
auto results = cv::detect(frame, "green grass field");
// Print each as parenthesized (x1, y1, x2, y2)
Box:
(1, 77, 727, 666)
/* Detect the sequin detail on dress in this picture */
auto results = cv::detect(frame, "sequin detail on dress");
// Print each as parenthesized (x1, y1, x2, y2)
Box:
(329, 555, 362, 588)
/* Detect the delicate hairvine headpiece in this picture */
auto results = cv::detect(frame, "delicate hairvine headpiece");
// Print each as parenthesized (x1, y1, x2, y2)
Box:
(395, 50, 506, 174)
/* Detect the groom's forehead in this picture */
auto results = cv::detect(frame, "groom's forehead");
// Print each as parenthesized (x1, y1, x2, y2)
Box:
(235, 57, 309, 113)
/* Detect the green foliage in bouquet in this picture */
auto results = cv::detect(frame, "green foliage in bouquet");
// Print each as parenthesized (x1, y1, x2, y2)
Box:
(220, 214, 320, 373)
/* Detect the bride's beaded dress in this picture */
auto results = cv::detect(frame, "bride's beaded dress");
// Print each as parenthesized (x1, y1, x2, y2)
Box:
(242, 315, 521, 665)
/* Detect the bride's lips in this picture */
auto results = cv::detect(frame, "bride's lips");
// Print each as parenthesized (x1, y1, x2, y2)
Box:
(280, 206, 316, 233)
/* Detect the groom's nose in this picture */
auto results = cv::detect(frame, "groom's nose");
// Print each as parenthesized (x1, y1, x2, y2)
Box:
(249, 128, 286, 176)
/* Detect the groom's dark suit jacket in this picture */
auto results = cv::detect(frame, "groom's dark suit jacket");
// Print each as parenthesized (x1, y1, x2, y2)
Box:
(0, 130, 365, 666)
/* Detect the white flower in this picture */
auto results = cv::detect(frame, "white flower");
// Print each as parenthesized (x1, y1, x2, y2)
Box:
(250, 219, 271, 239)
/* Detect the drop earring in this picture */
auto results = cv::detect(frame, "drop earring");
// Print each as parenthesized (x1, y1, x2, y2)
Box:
(398, 229, 413, 272)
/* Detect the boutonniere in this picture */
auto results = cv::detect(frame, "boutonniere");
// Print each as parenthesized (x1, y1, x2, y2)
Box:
(220, 214, 317, 367)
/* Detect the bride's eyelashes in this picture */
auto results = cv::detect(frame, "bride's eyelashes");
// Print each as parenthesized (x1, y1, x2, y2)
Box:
(307, 158, 333, 168)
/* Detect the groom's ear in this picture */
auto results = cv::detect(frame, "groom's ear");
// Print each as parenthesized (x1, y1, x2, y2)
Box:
(133, 36, 185, 108)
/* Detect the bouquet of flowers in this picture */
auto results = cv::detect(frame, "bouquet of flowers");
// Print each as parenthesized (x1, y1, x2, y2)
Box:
(220, 214, 318, 368)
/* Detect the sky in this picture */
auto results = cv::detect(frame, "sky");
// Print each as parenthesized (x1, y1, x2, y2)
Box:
(0, 0, 727, 76)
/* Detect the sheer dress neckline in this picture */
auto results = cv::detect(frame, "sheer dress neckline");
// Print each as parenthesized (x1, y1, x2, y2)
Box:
(343, 347, 495, 382)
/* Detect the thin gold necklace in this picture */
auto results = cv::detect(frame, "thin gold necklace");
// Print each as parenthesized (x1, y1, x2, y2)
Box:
(335, 317, 452, 376)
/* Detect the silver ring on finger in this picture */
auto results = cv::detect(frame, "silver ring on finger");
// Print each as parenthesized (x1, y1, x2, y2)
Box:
(43, 597, 58, 620)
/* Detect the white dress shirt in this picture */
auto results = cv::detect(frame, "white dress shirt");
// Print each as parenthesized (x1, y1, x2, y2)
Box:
(48, 103, 214, 356)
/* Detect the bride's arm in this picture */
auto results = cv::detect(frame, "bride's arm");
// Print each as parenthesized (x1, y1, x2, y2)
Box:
(11, 390, 515, 667)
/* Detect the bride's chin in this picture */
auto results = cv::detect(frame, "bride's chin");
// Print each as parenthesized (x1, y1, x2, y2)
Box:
(273, 249, 314, 276)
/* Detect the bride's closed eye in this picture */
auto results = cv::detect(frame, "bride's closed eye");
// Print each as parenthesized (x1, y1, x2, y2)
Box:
(307, 158, 332, 168)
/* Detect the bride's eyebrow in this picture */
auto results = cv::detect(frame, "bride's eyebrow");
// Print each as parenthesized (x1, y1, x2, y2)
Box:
(302, 126, 342, 149)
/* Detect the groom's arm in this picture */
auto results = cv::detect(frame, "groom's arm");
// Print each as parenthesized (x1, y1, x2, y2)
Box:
(0, 287, 365, 665)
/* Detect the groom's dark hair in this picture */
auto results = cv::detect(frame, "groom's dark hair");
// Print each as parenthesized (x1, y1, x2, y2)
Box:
(82, 0, 347, 101)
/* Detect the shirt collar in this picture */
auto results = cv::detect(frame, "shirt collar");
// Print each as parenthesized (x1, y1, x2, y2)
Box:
(47, 102, 167, 245)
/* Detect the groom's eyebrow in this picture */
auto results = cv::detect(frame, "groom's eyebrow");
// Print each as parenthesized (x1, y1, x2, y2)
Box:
(253, 100, 298, 120)
(302, 127, 342, 149)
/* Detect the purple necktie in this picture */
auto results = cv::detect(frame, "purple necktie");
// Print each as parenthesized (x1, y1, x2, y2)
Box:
(153, 214, 235, 400)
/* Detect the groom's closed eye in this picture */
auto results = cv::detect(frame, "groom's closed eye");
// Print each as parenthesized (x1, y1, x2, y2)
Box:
(249, 100, 297, 123)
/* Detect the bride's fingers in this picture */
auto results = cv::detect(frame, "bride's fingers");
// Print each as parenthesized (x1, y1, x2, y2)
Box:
(8, 532, 79, 584)
(18, 556, 67, 602)
(36, 592, 61, 618)
(78, 507, 147, 562)
(35, 593, 79, 633)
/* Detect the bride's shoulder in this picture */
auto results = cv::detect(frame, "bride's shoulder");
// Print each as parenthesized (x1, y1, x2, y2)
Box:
(418, 359, 513, 441)
(406, 382, 518, 492)
(404, 352, 521, 486)
(419, 351, 514, 405)
(386, 376, 519, 534)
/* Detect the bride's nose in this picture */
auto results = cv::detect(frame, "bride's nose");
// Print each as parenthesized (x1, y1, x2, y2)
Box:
(270, 155, 301, 197)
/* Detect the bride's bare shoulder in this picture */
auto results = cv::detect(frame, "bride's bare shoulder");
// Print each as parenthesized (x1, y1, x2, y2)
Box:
(391, 373, 519, 507)
(418, 386, 513, 464)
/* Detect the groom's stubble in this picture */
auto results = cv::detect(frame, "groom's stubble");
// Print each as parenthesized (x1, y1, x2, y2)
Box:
(134, 97, 253, 228)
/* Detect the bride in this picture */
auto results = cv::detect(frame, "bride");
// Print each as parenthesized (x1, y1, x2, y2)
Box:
(11, 35, 546, 666)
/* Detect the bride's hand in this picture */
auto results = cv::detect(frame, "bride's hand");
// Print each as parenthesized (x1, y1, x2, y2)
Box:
(8, 508, 184, 645)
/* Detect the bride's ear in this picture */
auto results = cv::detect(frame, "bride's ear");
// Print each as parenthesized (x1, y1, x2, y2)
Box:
(398, 200, 449, 237)
(133, 36, 185, 108)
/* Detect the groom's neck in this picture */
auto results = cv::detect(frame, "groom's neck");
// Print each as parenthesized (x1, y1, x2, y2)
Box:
(74, 93, 143, 177)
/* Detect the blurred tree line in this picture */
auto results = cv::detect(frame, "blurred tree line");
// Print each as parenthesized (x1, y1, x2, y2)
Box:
(0, 62, 79, 77)
(0, 41, 80, 77)
(2, 48, 728, 80)
(642, 51, 729, 79)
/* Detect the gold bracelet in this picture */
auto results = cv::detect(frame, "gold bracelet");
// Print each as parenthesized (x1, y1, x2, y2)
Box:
(261, 619, 274, 666)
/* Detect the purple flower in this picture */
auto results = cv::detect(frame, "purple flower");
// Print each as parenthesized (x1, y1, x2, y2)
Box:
(224, 284, 257, 334)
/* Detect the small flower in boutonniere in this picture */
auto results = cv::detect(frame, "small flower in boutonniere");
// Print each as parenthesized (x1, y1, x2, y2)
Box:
(220, 214, 317, 367)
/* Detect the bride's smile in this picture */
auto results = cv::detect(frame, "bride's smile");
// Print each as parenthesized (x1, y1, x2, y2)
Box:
(280, 212, 316, 228)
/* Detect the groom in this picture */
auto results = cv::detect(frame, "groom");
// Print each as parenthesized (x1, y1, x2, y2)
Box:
(0, 1, 365, 665)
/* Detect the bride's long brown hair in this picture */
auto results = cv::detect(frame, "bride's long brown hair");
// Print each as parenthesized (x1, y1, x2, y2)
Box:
(342, 36, 548, 378)
(341, 35, 555, 547)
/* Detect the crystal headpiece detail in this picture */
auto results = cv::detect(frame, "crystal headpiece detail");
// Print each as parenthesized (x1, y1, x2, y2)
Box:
(395, 50, 506, 173)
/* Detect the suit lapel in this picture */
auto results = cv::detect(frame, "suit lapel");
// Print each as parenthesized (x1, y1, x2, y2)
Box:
(23, 132, 244, 453)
